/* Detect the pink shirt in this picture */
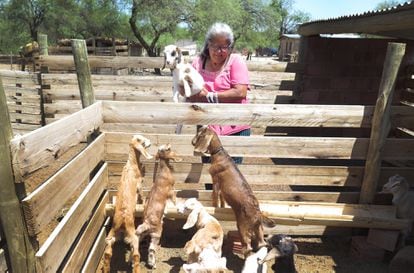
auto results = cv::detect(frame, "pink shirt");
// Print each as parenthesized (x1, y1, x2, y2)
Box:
(192, 54, 251, 135)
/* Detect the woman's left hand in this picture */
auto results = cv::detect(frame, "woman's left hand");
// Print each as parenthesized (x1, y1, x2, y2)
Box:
(187, 88, 209, 102)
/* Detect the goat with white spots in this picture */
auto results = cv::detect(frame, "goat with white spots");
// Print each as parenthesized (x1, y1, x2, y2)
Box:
(163, 44, 205, 103)
(178, 198, 224, 264)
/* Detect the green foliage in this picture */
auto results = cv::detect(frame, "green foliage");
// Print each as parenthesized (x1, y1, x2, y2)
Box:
(375, 0, 405, 10)
(0, 0, 310, 55)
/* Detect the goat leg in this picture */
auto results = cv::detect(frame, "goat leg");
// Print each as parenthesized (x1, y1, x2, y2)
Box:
(237, 223, 253, 258)
(103, 229, 116, 273)
(253, 223, 267, 251)
(212, 176, 220, 208)
(148, 233, 161, 269)
(130, 234, 141, 273)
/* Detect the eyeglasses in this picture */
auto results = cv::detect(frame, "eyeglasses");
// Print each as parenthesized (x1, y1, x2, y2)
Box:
(209, 44, 231, 52)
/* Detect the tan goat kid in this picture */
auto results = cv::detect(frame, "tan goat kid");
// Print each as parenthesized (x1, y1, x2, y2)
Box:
(103, 135, 153, 273)
(135, 144, 182, 269)
(192, 126, 276, 256)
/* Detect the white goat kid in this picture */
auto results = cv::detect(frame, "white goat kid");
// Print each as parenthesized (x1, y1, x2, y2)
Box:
(241, 246, 268, 273)
(381, 174, 414, 248)
(177, 198, 224, 263)
(382, 174, 414, 219)
(182, 245, 227, 273)
(163, 44, 204, 103)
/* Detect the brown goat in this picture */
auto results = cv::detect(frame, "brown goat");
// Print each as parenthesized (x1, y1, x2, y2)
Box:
(192, 126, 276, 256)
(103, 135, 153, 273)
(135, 144, 181, 269)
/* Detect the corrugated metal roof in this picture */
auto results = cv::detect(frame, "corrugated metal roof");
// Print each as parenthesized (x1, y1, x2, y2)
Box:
(302, 1, 413, 26)
(298, 1, 414, 39)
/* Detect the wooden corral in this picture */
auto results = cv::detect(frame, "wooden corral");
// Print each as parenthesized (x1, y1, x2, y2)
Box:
(0, 40, 414, 273)
(1, 97, 413, 272)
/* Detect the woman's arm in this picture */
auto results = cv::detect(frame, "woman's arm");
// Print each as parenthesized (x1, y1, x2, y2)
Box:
(187, 84, 247, 103)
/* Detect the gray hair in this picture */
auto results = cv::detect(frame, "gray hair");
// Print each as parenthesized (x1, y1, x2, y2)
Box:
(200, 22, 234, 61)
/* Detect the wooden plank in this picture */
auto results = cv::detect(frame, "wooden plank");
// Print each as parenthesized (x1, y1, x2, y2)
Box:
(5, 95, 40, 104)
(61, 193, 109, 273)
(108, 162, 365, 187)
(11, 123, 42, 131)
(101, 123, 266, 135)
(4, 85, 40, 94)
(81, 221, 108, 273)
(22, 134, 105, 236)
(107, 188, 359, 203)
(35, 55, 298, 72)
(44, 87, 289, 104)
(0, 69, 39, 85)
(360, 43, 406, 204)
(43, 101, 82, 115)
(105, 133, 369, 160)
(101, 123, 197, 134)
(104, 202, 410, 230)
(9, 113, 42, 124)
(105, 132, 414, 160)
(10, 101, 103, 182)
(108, 162, 414, 188)
(35, 163, 108, 273)
(41, 73, 173, 86)
(102, 101, 374, 128)
(7, 104, 41, 115)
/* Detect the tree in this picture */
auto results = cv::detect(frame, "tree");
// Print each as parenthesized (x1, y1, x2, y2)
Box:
(375, 0, 405, 10)
(270, 0, 310, 35)
(5, 0, 50, 41)
(129, 0, 191, 57)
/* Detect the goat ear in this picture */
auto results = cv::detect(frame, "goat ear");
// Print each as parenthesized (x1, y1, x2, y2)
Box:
(293, 243, 299, 253)
(136, 144, 153, 159)
(183, 208, 200, 229)
(262, 247, 281, 262)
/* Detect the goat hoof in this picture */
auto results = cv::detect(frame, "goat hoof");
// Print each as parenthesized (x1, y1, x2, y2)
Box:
(148, 251, 156, 269)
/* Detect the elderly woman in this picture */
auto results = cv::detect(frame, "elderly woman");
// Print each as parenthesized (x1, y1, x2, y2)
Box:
(189, 22, 251, 164)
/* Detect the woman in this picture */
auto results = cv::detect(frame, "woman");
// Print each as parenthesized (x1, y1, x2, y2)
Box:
(189, 22, 250, 164)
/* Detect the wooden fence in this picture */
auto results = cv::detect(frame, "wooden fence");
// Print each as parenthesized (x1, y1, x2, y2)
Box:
(0, 70, 43, 135)
(40, 71, 296, 125)
(3, 100, 412, 272)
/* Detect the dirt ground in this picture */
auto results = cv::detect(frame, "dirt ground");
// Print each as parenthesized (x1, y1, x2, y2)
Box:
(94, 219, 391, 273)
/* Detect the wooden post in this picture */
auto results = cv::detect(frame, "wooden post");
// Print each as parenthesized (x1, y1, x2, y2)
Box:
(38, 33, 48, 56)
(0, 76, 36, 273)
(359, 42, 406, 204)
(71, 39, 95, 108)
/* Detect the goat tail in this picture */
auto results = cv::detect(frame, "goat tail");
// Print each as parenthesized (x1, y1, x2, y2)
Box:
(261, 214, 276, 228)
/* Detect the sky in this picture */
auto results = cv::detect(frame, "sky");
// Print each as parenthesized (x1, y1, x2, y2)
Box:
(292, 0, 405, 21)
